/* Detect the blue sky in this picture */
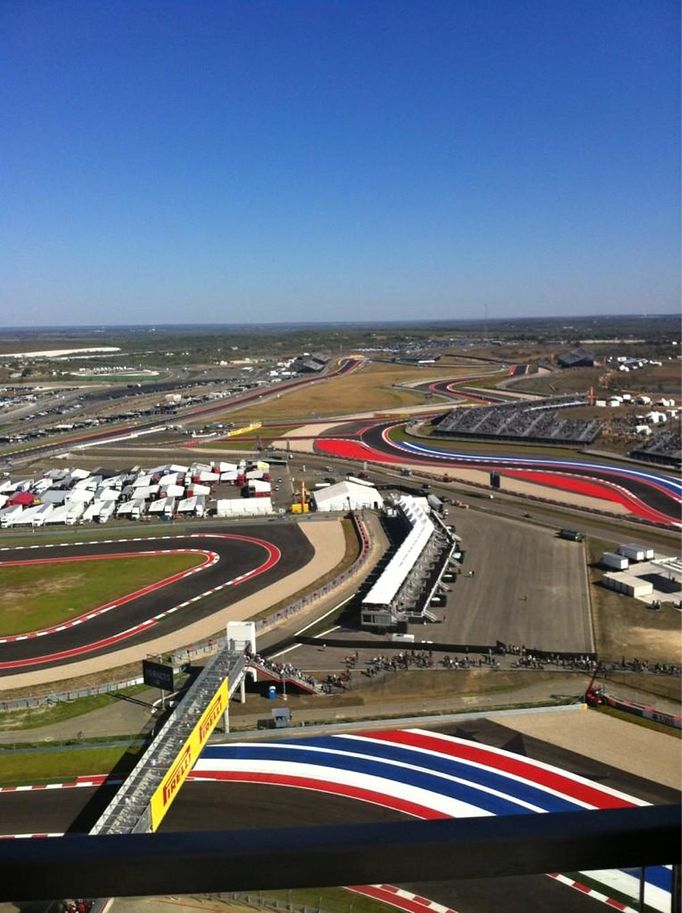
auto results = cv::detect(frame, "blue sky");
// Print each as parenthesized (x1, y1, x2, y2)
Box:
(1, 0, 679, 326)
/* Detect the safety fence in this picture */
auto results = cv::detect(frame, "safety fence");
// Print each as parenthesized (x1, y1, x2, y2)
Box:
(210, 892, 339, 913)
(0, 673, 147, 713)
(253, 511, 372, 635)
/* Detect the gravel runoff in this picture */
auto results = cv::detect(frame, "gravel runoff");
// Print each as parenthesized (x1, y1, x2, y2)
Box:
(489, 708, 681, 790)
(0, 519, 347, 693)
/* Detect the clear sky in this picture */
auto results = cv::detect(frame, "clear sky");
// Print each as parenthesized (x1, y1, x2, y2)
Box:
(1, 0, 679, 326)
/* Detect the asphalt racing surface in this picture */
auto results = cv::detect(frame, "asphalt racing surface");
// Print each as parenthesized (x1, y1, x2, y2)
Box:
(0, 523, 313, 676)
(315, 420, 681, 526)
(2, 718, 677, 913)
(2, 356, 363, 464)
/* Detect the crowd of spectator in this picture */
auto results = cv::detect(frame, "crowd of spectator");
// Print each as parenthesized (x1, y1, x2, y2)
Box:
(360, 650, 436, 677)
(321, 671, 352, 692)
(631, 431, 682, 467)
(608, 657, 680, 676)
(436, 395, 601, 444)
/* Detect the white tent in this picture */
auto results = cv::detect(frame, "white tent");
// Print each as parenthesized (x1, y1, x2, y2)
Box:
(215, 497, 273, 517)
(66, 488, 94, 504)
(82, 501, 103, 522)
(134, 484, 160, 500)
(44, 505, 71, 525)
(313, 480, 384, 512)
(96, 488, 121, 501)
(148, 496, 176, 515)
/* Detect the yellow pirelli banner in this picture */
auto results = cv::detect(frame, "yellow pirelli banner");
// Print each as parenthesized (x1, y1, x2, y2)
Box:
(225, 421, 262, 437)
(150, 677, 228, 832)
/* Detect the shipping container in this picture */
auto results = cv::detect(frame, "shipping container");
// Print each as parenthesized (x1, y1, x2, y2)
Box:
(617, 543, 655, 562)
(602, 574, 654, 598)
(601, 552, 629, 571)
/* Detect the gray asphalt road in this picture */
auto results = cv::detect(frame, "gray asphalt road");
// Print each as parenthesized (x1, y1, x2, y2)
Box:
(0, 523, 313, 675)
(437, 510, 592, 652)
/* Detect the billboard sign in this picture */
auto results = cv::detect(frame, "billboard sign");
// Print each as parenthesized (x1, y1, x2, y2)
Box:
(149, 677, 228, 831)
(142, 659, 174, 692)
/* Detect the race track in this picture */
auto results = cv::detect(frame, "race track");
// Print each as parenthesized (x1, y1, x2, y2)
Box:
(182, 720, 677, 913)
(314, 419, 681, 527)
(0, 523, 313, 675)
(3, 716, 677, 913)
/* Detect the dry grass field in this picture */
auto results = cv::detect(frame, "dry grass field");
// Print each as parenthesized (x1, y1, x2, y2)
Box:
(509, 367, 604, 395)
(586, 538, 682, 663)
(512, 362, 682, 396)
(214, 362, 480, 421)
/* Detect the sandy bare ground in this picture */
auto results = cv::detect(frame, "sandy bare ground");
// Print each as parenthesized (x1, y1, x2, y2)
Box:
(490, 708, 681, 789)
(272, 422, 341, 452)
(0, 520, 347, 693)
(279, 422, 342, 438)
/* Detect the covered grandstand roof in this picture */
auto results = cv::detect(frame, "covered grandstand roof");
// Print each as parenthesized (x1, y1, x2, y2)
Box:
(362, 497, 434, 607)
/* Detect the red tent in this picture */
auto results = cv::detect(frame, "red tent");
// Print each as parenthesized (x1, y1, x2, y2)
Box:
(7, 491, 35, 507)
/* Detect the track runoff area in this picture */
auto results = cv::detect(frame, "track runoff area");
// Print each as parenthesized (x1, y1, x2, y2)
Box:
(0, 523, 313, 675)
(2, 717, 677, 913)
(314, 419, 680, 528)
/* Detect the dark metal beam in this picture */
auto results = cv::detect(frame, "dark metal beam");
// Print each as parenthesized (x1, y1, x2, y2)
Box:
(0, 805, 678, 903)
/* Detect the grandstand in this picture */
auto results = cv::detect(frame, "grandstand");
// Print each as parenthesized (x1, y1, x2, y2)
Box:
(435, 394, 601, 445)
(361, 496, 457, 630)
(630, 431, 682, 469)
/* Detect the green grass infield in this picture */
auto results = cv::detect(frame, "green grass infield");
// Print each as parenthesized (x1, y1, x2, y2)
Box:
(0, 552, 205, 636)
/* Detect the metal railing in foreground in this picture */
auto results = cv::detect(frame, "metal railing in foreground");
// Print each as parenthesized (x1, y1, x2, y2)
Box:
(0, 806, 678, 905)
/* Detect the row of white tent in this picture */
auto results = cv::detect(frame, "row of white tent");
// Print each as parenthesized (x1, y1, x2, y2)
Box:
(0, 458, 269, 501)
(0, 494, 210, 527)
(0, 458, 274, 528)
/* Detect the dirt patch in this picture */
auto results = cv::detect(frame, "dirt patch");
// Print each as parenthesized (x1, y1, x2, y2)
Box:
(0, 573, 86, 605)
(490, 708, 682, 789)
(604, 672, 682, 702)
(587, 538, 682, 662)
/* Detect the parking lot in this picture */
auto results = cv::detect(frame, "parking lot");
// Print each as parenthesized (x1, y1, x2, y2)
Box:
(428, 509, 593, 652)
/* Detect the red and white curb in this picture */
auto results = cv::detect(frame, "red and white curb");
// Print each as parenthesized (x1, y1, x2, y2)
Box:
(0, 534, 215, 553)
(350, 879, 637, 913)
(348, 884, 459, 913)
(0, 534, 281, 670)
(0, 775, 123, 794)
(548, 874, 635, 912)
(0, 549, 218, 643)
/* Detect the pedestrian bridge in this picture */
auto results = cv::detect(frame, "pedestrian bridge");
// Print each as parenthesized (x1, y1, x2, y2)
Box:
(90, 643, 247, 837)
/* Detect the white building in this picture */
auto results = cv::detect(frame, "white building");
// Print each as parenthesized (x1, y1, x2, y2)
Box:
(312, 480, 384, 512)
